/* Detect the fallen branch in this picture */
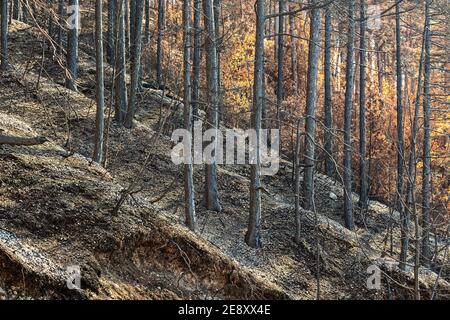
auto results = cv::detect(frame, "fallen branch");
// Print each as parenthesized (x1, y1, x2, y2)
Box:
(0, 135, 49, 146)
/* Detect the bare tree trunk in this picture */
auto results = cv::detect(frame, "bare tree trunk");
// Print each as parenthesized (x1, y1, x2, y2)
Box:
(302, 2, 321, 211)
(203, 0, 221, 212)
(394, 1, 407, 271)
(1, 0, 7, 71)
(107, 0, 116, 64)
(358, 0, 368, 209)
(65, 0, 79, 91)
(276, 0, 285, 131)
(125, 0, 144, 128)
(343, 0, 355, 230)
(12, 0, 20, 20)
(407, 15, 426, 296)
(289, 4, 298, 97)
(323, 3, 333, 177)
(156, 0, 165, 86)
(144, 0, 150, 44)
(114, 0, 128, 125)
(182, 0, 196, 231)
(245, 0, 265, 248)
(192, 0, 201, 118)
(93, 0, 105, 164)
(421, 0, 432, 267)
(57, 0, 65, 54)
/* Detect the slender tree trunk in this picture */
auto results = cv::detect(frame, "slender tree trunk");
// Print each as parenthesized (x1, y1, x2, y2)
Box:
(213, 0, 222, 123)
(1, 0, 8, 71)
(107, 0, 116, 64)
(156, 0, 165, 86)
(323, 4, 333, 177)
(144, 0, 150, 44)
(125, 0, 144, 128)
(65, 0, 79, 91)
(124, 0, 130, 53)
(407, 16, 426, 294)
(192, 0, 201, 118)
(114, 0, 128, 125)
(57, 0, 65, 54)
(93, 0, 105, 164)
(276, 0, 285, 131)
(130, 0, 136, 45)
(289, 4, 298, 97)
(343, 0, 355, 230)
(12, 0, 20, 20)
(358, 0, 368, 209)
(395, 0, 407, 271)
(302, 3, 321, 211)
(245, 0, 265, 248)
(203, 0, 221, 212)
(421, 0, 432, 267)
(182, 0, 196, 231)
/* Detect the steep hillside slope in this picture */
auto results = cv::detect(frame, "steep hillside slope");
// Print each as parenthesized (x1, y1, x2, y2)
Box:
(0, 21, 448, 300)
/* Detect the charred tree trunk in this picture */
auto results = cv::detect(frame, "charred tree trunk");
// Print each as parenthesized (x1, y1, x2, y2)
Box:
(343, 0, 355, 230)
(358, 0, 368, 209)
(182, 0, 196, 231)
(203, 0, 221, 212)
(65, 0, 79, 91)
(302, 2, 321, 211)
(323, 3, 333, 177)
(125, 0, 144, 128)
(245, 0, 265, 248)
(93, 0, 105, 163)
(1, 0, 7, 71)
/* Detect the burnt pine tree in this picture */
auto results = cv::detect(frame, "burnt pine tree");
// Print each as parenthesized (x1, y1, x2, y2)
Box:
(192, 0, 201, 118)
(203, 0, 221, 212)
(66, 0, 79, 91)
(395, 0, 407, 271)
(245, 0, 265, 248)
(276, 0, 285, 130)
(289, 2, 298, 97)
(144, 0, 150, 44)
(358, 0, 368, 209)
(156, 0, 165, 86)
(421, 0, 432, 267)
(182, 0, 196, 231)
(406, 14, 426, 281)
(343, 0, 355, 230)
(57, 0, 65, 54)
(114, 0, 128, 124)
(323, 3, 333, 177)
(107, 0, 116, 64)
(93, 0, 105, 163)
(1, 0, 7, 71)
(303, 3, 321, 211)
(124, 0, 144, 128)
